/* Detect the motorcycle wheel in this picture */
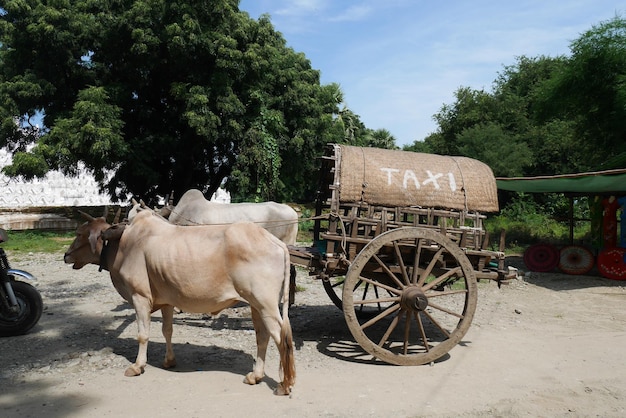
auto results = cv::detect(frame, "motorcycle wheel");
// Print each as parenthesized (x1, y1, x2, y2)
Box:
(0, 280, 43, 336)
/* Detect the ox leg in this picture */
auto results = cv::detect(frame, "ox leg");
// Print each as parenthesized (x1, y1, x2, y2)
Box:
(161, 305, 177, 369)
(125, 295, 152, 377)
(258, 309, 294, 396)
(244, 307, 270, 385)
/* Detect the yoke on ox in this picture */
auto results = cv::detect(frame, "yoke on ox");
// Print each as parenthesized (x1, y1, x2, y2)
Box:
(64, 209, 295, 395)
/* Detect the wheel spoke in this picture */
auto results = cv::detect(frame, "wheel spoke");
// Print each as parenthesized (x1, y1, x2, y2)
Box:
(415, 312, 430, 352)
(403, 310, 411, 354)
(360, 304, 401, 330)
(377, 313, 401, 347)
(357, 275, 403, 296)
(372, 282, 382, 312)
(421, 308, 452, 338)
(422, 267, 463, 292)
(427, 301, 464, 319)
(393, 241, 410, 285)
(331, 279, 344, 289)
(418, 246, 445, 286)
(358, 281, 370, 314)
(353, 296, 399, 305)
(411, 238, 423, 284)
(373, 254, 405, 289)
(427, 288, 468, 298)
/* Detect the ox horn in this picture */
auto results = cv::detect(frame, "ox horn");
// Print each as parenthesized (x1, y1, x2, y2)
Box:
(131, 198, 139, 205)
(78, 210, 95, 222)
(113, 207, 122, 224)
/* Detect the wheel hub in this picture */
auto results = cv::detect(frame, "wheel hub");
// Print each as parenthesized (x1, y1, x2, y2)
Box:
(400, 285, 428, 312)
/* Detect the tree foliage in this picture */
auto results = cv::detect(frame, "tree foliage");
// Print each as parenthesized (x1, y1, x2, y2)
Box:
(0, 0, 353, 203)
(404, 15, 626, 219)
(536, 15, 626, 170)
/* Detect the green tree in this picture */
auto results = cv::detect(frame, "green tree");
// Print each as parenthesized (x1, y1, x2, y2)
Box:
(368, 128, 398, 149)
(332, 106, 397, 149)
(402, 16, 626, 221)
(409, 55, 576, 178)
(0, 1, 342, 203)
(456, 122, 531, 177)
(423, 87, 500, 156)
(402, 139, 431, 153)
(537, 15, 626, 170)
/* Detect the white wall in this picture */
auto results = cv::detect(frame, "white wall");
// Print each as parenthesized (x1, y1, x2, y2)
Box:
(0, 149, 114, 208)
(0, 147, 231, 229)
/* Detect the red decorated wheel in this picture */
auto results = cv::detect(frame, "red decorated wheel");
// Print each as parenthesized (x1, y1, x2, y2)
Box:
(523, 243, 559, 272)
(597, 247, 626, 280)
(558, 245, 595, 275)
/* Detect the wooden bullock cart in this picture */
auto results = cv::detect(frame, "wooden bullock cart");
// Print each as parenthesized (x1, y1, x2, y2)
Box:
(289, 144, 513, 365)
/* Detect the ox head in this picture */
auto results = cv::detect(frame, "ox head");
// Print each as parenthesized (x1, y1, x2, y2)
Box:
(127, 198, 146, 221)
(127, 195, 173, 221)
(127, 194, 174, 223)
(64, 211, 111, 269)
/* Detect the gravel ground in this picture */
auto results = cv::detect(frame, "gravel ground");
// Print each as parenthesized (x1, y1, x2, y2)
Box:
(1, 252, 626, 417)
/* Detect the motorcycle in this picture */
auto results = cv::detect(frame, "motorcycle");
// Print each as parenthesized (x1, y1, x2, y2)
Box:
(0, 228, 43, 336)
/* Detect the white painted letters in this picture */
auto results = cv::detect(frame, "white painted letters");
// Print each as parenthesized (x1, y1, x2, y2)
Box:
(422, 170, 443, 189)
(380, 168, 400, 185)
(402, 170, 420, 189)
(448, 172, 457, 192)
(380, 167, 458, 193)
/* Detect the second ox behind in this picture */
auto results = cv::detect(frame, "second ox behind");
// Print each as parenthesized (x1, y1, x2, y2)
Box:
(63, 209, 295, 395)
(139, 189, 299, 245)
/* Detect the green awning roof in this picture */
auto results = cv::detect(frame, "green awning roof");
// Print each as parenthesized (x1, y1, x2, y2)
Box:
(496, 169, 626, 194)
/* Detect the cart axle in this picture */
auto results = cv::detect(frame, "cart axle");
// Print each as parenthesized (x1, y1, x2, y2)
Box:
(400, 285, 428, 312)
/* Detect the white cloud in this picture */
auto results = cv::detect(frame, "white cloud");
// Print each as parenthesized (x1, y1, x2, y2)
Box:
(327, 5, 373, 23)
(274, 0, 329, 17)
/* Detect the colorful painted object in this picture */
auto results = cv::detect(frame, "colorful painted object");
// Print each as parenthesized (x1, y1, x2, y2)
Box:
(619, 196, 626, 248)
(589, 196, 603, 249)
(597, 247, 626, 280)
(602, 196, 619, 248)
(558, 245, 595, 275)
(523, 243, 559, 272)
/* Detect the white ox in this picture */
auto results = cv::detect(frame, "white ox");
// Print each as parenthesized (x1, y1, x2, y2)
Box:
(63, 209, 295, 395)
(167, 189, 299, 245)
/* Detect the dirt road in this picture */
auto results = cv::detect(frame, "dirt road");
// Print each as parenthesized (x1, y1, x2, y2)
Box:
(1, 252, 626, 417)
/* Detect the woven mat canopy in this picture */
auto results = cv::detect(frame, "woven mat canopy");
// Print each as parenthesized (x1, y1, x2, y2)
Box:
(334, 145, 499, 212)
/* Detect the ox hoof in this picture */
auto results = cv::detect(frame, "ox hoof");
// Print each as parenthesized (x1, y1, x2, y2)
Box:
(124, 365, 143, 377)
(275, 382, 291, 396)
(163, 359, 177, 369)
(243, 372, 262, 385)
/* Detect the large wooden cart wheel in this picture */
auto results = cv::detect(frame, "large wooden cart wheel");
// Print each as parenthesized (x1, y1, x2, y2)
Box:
(342, 228, 478, 365)
(322, 275, 345, 310)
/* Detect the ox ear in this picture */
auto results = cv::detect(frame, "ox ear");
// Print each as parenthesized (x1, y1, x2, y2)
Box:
(101, 224, 126, 241)
(131, 198, 139, 206)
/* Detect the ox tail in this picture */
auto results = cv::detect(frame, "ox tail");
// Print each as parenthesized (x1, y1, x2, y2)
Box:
(279, 245, 296, 392)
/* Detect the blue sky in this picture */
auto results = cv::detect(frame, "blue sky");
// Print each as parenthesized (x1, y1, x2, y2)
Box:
(239, 0, 623, 147)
